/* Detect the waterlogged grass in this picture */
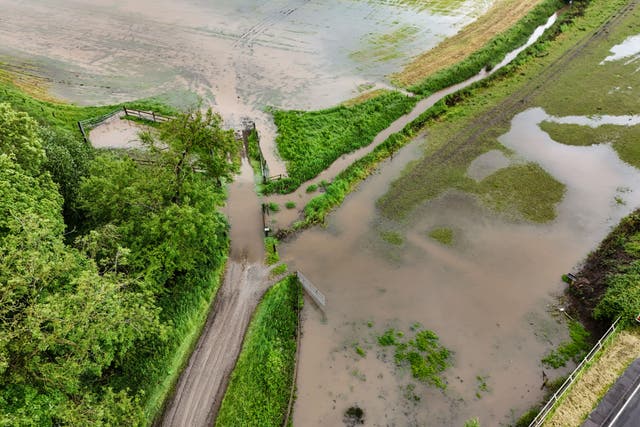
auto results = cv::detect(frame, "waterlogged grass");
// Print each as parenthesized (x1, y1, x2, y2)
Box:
(265, 91, 417, 194)
(265, 237, 280, 266)
(360, 0, 468, 13)
(377, 327, 452, 389)
(293, 0, 626, 232)
(540, 121, 640, 169)
(429, 227, 454, 245)
(215, 276, 302, 427)
(381, 230, 404, 245)
(476, 163, 565, 223)
(534, 9, 640, 116)
(542, 321, 591, 369)
(350, 25, 420, 63)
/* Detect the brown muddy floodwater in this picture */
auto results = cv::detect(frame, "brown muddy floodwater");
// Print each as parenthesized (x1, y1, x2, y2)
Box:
(284, 109, 640, 426)
(0, 0, 489, 175)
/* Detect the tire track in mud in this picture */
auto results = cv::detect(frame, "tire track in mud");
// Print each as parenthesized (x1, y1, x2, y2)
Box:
(233, 0, 312, 48)
(160, 261, 286, 427)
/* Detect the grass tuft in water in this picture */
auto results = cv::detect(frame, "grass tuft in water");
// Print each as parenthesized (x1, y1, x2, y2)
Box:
(428, 227, 454, 245)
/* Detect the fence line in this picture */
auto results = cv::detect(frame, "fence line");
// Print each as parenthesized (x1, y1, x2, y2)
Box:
(529, 317, 621, 427)
(77, 106, 172, 143)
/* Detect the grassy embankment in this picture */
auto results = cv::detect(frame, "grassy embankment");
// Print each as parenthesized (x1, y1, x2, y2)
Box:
(291, 0, 579, 231)
(265, 0, 563, 198)
(0, 74, 233, 425)
(215, 276, 302, 427)
(264, 91, 417, 194)
(0, 69, 176, 133)
(393, 0, 545, 87)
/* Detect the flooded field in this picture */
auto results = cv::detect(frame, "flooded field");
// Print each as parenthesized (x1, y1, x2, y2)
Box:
(284, 108, 640, 425)
(0, 0, 489, 175)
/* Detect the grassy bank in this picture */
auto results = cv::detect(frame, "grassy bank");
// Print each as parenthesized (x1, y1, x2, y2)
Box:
(0, 71, 177, 134)
(215, 276, 302, 427)
(404, 0, 565, 95)
(265, 91, 417, 194)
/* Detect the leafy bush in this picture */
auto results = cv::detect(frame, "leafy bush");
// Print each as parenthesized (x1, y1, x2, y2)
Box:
(595, 261, 640, 324)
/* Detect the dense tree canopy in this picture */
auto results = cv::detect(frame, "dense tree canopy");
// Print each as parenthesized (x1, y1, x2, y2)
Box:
(0, 103, 236, 425)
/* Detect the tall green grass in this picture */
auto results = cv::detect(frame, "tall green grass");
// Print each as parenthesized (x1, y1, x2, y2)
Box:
(265, 92, 417, 194)
(215, 276, 302, 427)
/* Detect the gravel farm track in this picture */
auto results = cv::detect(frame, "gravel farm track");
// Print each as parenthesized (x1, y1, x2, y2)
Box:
(159, 1, 639, 425)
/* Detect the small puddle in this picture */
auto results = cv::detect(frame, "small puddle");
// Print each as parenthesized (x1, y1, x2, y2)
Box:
(466, 149, 511, 181)
(601, 33, 640, 69)
(88, 113, 147, 149)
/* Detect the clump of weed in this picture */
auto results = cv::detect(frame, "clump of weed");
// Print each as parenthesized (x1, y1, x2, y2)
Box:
(355, 346, 366, 358)
(267, 202, 280, 212)
(306, 184, 318, 193)
(380, 230, 404, 245)
(402, 383, 421, 402)
(270, 263, 287, 278)
(542, 321, 591, 368)
(475, 375, 489, 398)
(464, 418, 481, 427)
(264, 237, 279, 266)
(428, 227, 454, 245)
(344, 406, 365, 426)
(377, 327, 451, 389)
(285, 201, 296, 209)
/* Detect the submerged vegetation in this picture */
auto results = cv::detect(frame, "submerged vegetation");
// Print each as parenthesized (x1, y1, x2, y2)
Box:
(429, 227, 454, 245)
(215, 277, 301, 427)
(377, 327, 452, 389)
(542, 321, 591, 369)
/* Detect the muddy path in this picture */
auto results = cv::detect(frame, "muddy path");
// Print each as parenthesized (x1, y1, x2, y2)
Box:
(160, 260, 285, 427)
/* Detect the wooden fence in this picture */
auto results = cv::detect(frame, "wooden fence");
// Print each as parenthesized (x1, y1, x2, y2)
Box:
(77, 106, 172, 143)
(529, 317, 621, 427)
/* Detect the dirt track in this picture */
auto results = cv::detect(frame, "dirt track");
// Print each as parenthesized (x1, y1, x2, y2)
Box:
(161, 260, 284, 427)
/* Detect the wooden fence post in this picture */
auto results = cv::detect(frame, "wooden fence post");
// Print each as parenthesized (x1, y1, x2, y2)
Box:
(123, 105, 128, 117)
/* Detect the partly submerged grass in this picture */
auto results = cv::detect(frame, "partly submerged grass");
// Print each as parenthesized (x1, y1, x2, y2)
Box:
(215, 276, 301, 427)
(350, 25, 420, 63)
(476, 163, 565, 223)
(542, 321, 592, 369)
(401, 0, 564, 94)
(540, 122, 640, 169)
(377, 327, 452, 389)
(429, 227, 454, 245)
(0, 70, 178, 135)
(381, 230, 404, 245)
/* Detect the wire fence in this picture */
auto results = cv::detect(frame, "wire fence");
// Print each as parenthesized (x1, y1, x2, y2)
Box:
(529, 317, 621, 427)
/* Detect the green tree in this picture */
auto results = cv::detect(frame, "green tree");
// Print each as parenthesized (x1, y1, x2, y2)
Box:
(140, 108, 240, 202)
(0, 102, 46, 175)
